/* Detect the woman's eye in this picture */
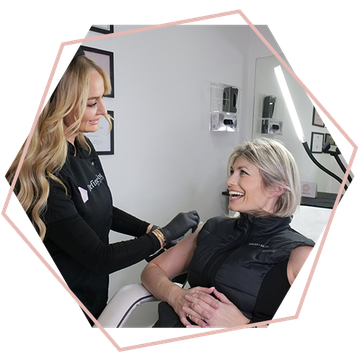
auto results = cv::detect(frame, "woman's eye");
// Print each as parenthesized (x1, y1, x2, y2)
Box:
(240, 170, 248, 175)
(87, 102, 97, 108)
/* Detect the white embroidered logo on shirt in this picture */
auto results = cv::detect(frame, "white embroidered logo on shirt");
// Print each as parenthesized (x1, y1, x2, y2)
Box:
(78, 187, 89, 203)
(86, 173, 105, 192)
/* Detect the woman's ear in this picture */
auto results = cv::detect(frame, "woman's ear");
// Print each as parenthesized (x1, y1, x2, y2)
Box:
(268, 181, 287, 198)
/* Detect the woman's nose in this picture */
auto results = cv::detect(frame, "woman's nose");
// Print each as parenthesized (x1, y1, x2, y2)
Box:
(97, 98, 107, 116)
(226, 174, 236, 187)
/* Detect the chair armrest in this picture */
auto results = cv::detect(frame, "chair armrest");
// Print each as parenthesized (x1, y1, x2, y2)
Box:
(93, 283, 157, 328)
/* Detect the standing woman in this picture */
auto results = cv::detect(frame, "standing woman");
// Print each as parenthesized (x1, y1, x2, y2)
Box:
(6, 51, 199, 325)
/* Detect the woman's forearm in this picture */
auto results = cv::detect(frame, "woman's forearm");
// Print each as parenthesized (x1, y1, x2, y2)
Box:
(141, 262, 184, 306)
(141, 227, 201, 305)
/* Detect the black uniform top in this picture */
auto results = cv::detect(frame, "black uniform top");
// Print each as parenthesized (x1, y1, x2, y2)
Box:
(43, 138, 161, 323)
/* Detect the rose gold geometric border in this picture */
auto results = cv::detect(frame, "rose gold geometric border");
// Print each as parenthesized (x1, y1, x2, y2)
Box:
(2, 9, 357, 353)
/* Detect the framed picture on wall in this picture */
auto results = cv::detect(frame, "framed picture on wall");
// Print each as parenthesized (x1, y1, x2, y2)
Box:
(85, 110, 114, 155)
(325, 133, 337, 152)
(90, 25, 114, 34)
(310, 132, 324, 153)
(325, 133, 335, 145)
(79, 45, 114, 97)
(312, 107, 325, 127)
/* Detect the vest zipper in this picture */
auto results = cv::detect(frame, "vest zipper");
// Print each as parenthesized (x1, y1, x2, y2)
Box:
(205, 221, 254, 286)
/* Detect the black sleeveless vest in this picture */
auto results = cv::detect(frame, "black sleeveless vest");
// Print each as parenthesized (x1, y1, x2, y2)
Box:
(187, 214, 315, 320)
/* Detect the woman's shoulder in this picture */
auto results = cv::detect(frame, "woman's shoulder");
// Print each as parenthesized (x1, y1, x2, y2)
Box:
(199, 215, 240, 244)
(203, 215, 236, 230)
(286, 227, 315, 247)
(287, 245, 313, 285)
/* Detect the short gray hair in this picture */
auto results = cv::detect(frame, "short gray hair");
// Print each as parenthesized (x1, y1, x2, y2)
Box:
(227, 137, 301, 217)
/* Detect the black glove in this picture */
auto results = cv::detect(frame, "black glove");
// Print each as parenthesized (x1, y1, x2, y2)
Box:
(161, 210, 200, 247)
(146, 211, 199, 262)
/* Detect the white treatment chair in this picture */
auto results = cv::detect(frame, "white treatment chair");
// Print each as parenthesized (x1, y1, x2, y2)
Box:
(94, 206, 330, 328)
(93, 283, 158, 328)
(93, 282, 184, 328)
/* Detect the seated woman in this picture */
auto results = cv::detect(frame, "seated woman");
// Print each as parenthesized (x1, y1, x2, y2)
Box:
(141, 137, 315, 328)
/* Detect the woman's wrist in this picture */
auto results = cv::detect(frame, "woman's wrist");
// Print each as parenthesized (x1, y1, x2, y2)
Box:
(167, 284, 185, 309)
(147, 224, 166, 249)
(146, 224, 154, 234)
(152, 228, 167, 248)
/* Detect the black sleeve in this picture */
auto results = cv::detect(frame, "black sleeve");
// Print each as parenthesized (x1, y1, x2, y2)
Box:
(111, 206, 150, 237)
(45, 214, 161, 277)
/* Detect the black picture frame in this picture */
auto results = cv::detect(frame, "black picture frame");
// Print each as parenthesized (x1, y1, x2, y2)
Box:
(325, 133, 335, 146)
(90, 25, 114, 34)
(310, 132, 324, 153)
(79, 45, 114, 98)
(312, 107, 325, 127)
(86, 110, 114, 155)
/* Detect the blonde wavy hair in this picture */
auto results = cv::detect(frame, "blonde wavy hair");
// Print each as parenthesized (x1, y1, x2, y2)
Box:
(227, 137, 301, 217)
(6, 54, 112, 240)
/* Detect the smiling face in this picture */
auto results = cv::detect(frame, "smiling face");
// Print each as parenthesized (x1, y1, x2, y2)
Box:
(63, 70, 107, 144)
(226, 156, 280, 215)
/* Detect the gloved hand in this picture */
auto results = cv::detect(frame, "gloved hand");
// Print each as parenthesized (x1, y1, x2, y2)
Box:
(161, 210, 200, 248)
(146, 211, 200, 261)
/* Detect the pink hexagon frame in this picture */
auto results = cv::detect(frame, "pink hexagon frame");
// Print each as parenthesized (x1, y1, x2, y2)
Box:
(2, 9, 357, 353)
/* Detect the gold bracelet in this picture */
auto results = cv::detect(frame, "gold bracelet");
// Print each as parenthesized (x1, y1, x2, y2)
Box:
(153, 229, 167, 248)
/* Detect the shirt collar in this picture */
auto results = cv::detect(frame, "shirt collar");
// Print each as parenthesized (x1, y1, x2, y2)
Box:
(237, 212, 292, 235)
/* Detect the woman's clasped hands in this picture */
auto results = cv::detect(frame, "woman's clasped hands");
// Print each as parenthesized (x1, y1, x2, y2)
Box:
(179, 287, 250, 328)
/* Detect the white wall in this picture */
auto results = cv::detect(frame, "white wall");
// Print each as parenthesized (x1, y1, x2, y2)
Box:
(82, 25, 278, 299)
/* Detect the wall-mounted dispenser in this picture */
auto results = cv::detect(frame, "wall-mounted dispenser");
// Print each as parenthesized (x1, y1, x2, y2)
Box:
(261, 119, 283, 135)
(260, 95, 283, 135)
(210, 83, 239, 132)
(262, 95, 276, 118)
